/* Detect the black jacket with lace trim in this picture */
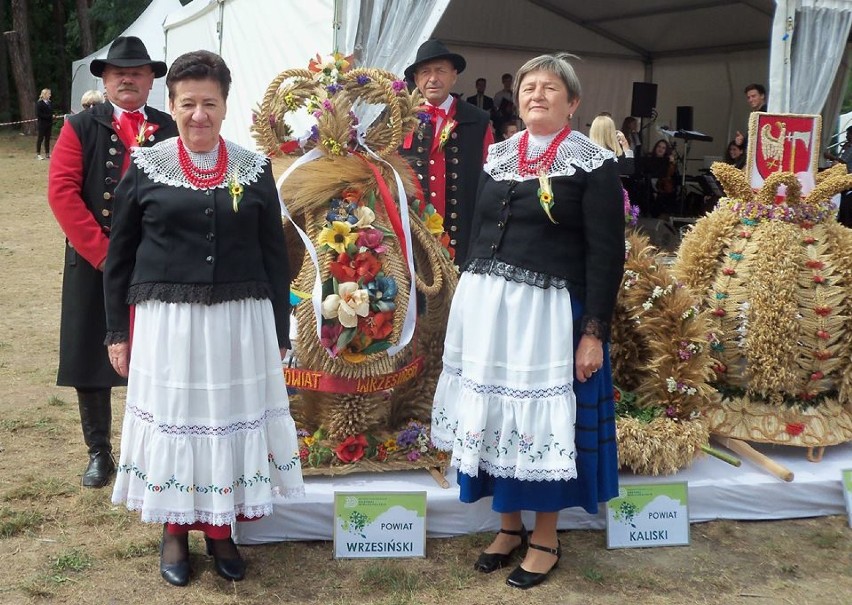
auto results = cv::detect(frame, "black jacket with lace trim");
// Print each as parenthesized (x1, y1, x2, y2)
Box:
(103, 159, 291, 348)
(464, 158, 625, 341)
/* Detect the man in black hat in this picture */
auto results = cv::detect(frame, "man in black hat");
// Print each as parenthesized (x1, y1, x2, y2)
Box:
(47, 36, 177, 488)
(401, 40, 493, 265)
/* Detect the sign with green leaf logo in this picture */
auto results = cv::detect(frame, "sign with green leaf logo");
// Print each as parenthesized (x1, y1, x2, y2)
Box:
(606, 483, 690, 548)
(333, 492, 426, 558)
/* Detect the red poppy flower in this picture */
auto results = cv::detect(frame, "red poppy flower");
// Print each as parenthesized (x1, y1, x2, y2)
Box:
(375, 444, 388, 462)
(335, 434, 368, 463)
(805, 260, 824, 269)
(712, 308, 726, 317)
(279, 140, 300, 154)
(814, 306, 832, 317)
(359, 310, 394, 340)
(354, 251, 381, 283)
(812, 275, 825, 284)
(440, 232, 456, 259)
(722, 267, 736, 276)
(785, 422, 805, 436)
(330, 252, 357, 282)
(613, 389, 622, 402)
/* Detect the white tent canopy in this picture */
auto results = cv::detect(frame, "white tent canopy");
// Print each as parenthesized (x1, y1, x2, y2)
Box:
(69, 0, 181, 114)
(73, 0, 851, 160)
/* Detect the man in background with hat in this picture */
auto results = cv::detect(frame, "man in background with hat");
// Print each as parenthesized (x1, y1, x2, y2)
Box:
(401, 39, 493, 265)
(47, 36, 177, 488)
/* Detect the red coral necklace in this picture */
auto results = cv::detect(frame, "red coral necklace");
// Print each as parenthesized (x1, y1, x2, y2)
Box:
(177, 136, 229, 188)
(517, 126, 571, 176)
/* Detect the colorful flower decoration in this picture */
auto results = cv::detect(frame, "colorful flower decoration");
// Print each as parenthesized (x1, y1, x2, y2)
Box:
(319, 221, 358, 254)
(318, 191, 399, 361)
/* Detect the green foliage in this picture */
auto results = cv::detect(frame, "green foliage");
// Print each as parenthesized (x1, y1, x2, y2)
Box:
(0, 507, 44, 538)
(52, 548, 93, 573)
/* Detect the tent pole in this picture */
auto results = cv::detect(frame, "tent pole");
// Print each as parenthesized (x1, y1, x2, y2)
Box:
(332, 0, 342, 52)
(217, 0, 225, 55)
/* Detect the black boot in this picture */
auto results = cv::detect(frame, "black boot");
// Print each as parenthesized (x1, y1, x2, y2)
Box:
(77, 388, 115, 488)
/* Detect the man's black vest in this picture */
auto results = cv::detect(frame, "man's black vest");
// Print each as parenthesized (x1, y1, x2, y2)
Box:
(400, 99, 490, 264)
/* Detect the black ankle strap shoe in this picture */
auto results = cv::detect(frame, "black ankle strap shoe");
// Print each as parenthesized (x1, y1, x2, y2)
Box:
(506, 541, 562, 589)
(473, 525, 528, 573)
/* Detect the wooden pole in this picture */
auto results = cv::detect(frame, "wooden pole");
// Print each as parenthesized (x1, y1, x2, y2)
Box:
(714, 436, 794, 482)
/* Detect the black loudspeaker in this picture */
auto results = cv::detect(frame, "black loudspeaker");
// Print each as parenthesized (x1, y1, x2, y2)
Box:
(676, 106, 694, 131)
(631, 82, 657, 118)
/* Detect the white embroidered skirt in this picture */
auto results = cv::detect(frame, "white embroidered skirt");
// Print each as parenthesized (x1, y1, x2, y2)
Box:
(111, 299, 304, 526)
(431, 272, 578, 482)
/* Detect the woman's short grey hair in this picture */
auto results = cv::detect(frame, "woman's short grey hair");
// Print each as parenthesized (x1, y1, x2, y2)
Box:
(514, 53, 581, 105)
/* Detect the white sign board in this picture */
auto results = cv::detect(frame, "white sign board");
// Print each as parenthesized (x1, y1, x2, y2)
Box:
(606, 483, 690, 549)
(333, 492, 426, 559)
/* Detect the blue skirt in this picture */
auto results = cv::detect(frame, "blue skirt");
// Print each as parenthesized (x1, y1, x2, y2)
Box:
(456, 299, 618, 514)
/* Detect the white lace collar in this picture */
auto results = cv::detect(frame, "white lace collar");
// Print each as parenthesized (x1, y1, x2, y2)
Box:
(484, 129, 613, 182)
(131, 138, 267, 190)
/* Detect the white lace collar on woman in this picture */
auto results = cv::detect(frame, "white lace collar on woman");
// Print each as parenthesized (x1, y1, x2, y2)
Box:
(484, 129, 613, 182)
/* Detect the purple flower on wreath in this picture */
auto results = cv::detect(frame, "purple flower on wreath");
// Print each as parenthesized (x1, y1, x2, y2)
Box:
(357, 75, 371, 85)
(320, 322, 344, 356)
(313, 110, 323, 119)
(296, 428, 310, 438)
(416, 111, 430, 125)
(326, 83, 343, 95)
(392, 80, 406, 93)
(665, 406, 677, 418)
(322, 99, 334, 111)
(309, 125, 320, 141)
(407, 450, 421, 461)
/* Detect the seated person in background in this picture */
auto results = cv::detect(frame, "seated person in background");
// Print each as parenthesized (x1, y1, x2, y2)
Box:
(589, 114, 633, 175)
(724, 139, 746, 169)
(641, 139, 678, 217)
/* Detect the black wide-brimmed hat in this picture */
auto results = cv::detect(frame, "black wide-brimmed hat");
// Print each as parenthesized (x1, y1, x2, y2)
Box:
(90, 36, 167, 78)
(404, 39, 466, 82)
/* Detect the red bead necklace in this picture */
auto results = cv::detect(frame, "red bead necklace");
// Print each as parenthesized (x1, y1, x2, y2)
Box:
(177, 136, 229, 188)
(517, 126, 571, 176)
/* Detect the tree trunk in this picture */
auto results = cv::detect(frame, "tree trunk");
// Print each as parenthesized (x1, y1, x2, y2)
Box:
(0, 0, 9, 123)
(76, 0, 95, 57)
(53, 0, 69, 112)
(5, 0, 36, 134)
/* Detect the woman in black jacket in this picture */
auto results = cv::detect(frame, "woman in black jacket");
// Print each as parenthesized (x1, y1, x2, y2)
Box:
(36, 88, 53, 159)
(104, 50, 303, 587)
(431, 53, 624, 590)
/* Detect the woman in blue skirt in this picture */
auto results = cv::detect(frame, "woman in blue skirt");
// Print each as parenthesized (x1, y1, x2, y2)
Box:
(431, 53, 624, 589)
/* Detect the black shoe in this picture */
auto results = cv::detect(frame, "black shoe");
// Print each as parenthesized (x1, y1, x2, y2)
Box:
(159, 527, 190, 587)
(473, 526, 528, 573)
(82, 451, 115, 488)
(205, 536, 246, 581)
(506, 541, 561, 589)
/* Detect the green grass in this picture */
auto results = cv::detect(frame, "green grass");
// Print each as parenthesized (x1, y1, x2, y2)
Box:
(3, 476, 75, 502)
(0, 507, 44, 538)
(113, 536, 160, 559)
(52, 548, 93, 573)
(46, 395, 67, 407)
(811, 530, 844, 549)
(359, 561, 422, 594)
(582, 567, 605, 584)
(0, 418, 29, 432)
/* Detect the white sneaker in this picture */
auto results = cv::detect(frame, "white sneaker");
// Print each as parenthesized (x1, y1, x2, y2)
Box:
(36, 154, 44, 160)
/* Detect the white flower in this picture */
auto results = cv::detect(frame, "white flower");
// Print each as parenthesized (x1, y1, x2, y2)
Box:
(665, 377, 678, 393)
(652, 286, 664, 299)
(642, 301, 653, 311)
(353, 206, 376, 229)
(321, 282, 369, 328)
